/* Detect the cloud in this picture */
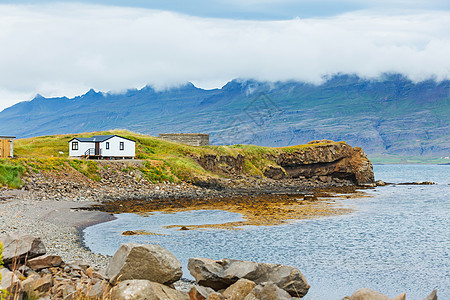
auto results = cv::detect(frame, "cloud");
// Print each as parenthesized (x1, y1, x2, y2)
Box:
(0, 3, 449, 110)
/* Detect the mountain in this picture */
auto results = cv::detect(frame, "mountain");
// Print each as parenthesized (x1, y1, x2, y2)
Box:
(1, 74, 449, 157)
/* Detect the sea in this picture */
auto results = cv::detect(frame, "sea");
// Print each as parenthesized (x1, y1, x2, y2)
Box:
(83, 165, 450, 299)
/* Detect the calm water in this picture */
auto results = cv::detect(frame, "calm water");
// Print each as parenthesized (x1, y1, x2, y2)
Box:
(83, 165, 450, 299)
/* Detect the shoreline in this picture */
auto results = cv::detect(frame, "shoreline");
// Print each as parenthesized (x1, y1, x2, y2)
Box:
(0, 185, 364, 270)
(0, 190, 115, 269)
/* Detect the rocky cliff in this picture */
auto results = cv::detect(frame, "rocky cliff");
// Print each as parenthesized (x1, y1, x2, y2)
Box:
(195, 140, 374, 187)
(273, 140, 375, 185)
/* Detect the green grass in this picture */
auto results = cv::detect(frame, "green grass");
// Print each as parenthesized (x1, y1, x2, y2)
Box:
(140, 161, 176, 183)
(0, 159, 25, 188)
(9, 129, 346, 185)
(68, 160, 101, 181)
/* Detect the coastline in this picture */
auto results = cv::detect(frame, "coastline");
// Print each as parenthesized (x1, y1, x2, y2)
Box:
(0, 189, 115, 269)
(1, 184, 362, 269)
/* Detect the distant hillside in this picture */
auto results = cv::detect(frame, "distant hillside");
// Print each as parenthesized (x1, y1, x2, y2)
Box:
(1, 74, 449, 157)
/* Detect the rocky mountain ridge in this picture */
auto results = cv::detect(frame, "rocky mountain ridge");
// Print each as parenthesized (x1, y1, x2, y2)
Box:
(0, 74, 448, 157)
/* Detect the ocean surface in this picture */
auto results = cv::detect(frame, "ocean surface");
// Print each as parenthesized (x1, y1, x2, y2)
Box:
(83, 165, 450, 299)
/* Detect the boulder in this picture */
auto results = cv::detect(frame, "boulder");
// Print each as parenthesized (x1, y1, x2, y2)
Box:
(375, 180, 387, 186)
(208, 293, 225, 300)
(244, 282, 293, 300)
(86, 281, 111, 299)
(188, 258, 309, 297)
(105, 243, 182, 285)
(110, 280, 189, 300)
(0, 267, 24, 299)
(22, 273, 53, 295)
(423, 290, 437, 300)
(0, 233, 46, 265)
(223, 278, 256, 300)
(189, 285, 216, 300)
(27, 255, 63, 271)
(343, 288, 406, 300)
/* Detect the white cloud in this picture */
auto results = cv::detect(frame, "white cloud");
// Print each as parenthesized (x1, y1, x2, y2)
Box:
(0, 3, 449, 110)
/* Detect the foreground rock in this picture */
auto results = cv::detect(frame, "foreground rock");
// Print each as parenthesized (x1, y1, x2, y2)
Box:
(26, 254, 63, 270)
(188, 285, 217, 300)
(342, 288, 406, 300)
(245, 282, 294, 300)
(423, 290, 438, 300)
(223, 278, 256, 300)
(188, 258, 310, 298)
(0, 267, 24, 299)
(0, 233, 46, 265)
(106, 243, 183, 285)
(110, 280, 189, 300)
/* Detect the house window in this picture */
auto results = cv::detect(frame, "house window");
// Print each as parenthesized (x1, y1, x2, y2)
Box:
(119, 142, 124, 150)
(106, 142, 110, 150)
(72, 142, 78, 150)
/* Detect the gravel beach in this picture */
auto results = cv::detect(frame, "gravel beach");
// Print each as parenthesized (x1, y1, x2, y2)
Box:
(0, 189, 113, 269)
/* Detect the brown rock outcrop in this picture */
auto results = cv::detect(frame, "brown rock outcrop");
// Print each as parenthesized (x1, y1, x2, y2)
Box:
(274, 141, 374, 185)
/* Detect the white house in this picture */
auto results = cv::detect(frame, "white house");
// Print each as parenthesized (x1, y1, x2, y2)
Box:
(68, 135, 135, 159)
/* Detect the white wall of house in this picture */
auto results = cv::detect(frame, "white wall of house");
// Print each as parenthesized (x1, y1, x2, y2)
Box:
(100, 136, 135, 157)
(69, 140, 94, 157)
(68, 136, 135, 158)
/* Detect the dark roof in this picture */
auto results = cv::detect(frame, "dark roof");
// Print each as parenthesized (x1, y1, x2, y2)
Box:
(68, 135, 135, 143)
(0, 136, 16, 139)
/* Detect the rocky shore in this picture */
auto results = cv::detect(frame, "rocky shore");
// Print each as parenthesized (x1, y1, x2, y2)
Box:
(1, 234, 438, 300)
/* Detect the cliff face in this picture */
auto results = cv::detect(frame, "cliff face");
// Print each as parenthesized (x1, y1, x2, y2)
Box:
(196, 140, 375, 186)
(273, 141, 374, 185)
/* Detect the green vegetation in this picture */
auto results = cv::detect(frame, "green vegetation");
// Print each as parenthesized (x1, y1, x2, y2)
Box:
(68, 160, 101, 181)
(4, 130, 341, 186)
(140, 161, 176, 183)
(0, 159, 25, 188)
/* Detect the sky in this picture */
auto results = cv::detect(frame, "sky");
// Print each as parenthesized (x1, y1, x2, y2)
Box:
(0, 0, 449, 110)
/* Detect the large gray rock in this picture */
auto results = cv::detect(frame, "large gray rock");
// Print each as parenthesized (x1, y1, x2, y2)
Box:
(244, 282, 293, 300)
(105, 243, 182, 285)
(188, 258, 309, 297)
(0, 233, 46, 265)
(110, 280, 189, 300)
(342, 288, 406, 300)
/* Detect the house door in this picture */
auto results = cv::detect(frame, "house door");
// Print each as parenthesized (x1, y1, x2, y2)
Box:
(95, 142, 100, 156)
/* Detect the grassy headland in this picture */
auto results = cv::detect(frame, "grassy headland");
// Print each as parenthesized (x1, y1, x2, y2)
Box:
(4, 129, 338, 189)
